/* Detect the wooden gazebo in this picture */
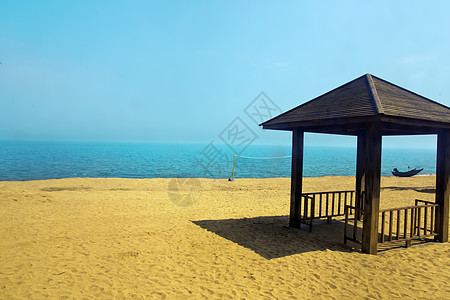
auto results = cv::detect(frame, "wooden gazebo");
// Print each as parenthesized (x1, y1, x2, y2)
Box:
(261, 74, 450, 254)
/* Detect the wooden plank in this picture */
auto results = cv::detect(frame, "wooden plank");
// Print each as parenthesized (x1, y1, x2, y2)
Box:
(303, 195, 308, 223)
(381, 212, 385, 243)
(352, 192, 356, 214)
(362, 124, 382, 255)
(319, 194, 322, 218)
(417, 208, 421, 236)
(379, 233, 438, 244)
(396, 210, 401, 240)
(338, 193, 342, 215)
(311, 197, 316, 220)
(413, 207, 417, 235)
(403, 209, 408, 239)
(332, 193, 335, 216)
(431, 206, 435, 234)
(313, 194, 317, 218)
(309, 199, 314, 233)
(338, 192, 342, 215)
(344, 206, 348, 244)
(389, 211, 393, 241)
(289, 128, 304, 228)
(345, 192, 349, 212)
(300, 190, 354, 195)
(410, 208, 414, 238)
(380, 204, 437, 212)
(435, 129, 450, 242)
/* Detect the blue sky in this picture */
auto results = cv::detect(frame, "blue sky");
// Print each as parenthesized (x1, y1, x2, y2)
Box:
(0, 1, 449, 148)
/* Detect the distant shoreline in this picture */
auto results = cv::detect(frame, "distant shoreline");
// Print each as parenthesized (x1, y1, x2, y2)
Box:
(0, 174, 437, 183)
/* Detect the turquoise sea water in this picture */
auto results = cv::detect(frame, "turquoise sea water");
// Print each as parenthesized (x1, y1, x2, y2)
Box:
(0, 141, 437, 181)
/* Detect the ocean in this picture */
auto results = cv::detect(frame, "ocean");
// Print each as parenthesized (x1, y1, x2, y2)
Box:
(0, 140, 437, 181)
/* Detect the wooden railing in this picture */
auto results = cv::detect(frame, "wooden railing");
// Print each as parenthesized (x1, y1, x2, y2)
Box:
(344, 205, 363, 245)
(379, 200, 438, 247)
(301, 190, 355, 232)
(414, 199, 437, 238)
(344, 200, 439, 249)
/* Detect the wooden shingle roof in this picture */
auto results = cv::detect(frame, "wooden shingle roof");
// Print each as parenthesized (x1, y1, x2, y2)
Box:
(261, 74, 450, 135)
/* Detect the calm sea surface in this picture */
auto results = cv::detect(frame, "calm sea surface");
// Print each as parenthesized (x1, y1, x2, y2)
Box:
(0, 141, 437, 181)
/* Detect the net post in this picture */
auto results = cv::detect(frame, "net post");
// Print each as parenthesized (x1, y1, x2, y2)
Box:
(232, 154, 235, 181)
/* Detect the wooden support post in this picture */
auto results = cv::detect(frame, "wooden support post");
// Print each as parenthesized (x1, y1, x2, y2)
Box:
(362, 125, 382, 255)
(435, 129, 450, 242)
(355, 132, 366, 220)
(290, 128, 304, 228)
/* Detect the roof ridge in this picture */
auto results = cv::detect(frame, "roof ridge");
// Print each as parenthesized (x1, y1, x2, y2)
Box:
(370, 74, 450, 111)
(366, 74, 384, 114)
(260, 74, 369, 126)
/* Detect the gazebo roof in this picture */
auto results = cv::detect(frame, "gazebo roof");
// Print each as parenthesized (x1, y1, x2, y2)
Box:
(261, 74, 450, 135)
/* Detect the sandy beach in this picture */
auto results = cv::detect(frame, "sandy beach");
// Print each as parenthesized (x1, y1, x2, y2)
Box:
(0, 176, 449, 299)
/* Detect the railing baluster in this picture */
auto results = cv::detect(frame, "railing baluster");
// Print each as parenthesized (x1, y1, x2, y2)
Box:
(353, 208, 358, 241)
(381, 211, 385, 243)
(396, 210, 401, 240)
(410, 207, 415, 238)
(338, 192, 342, 215)
(431, 206, 435, 234)
(319, 194, 322, 218)
(300, 195, 303, 219)
(314, 194, 320, 218)
(403, 209, 408, 239)
(413, 207, 417, 236)
(332, 193, 335, 216)
(417, 207, 421, 236)
(424, 206, 428, 236)
(344, 206, 348, 244)
(309, 196, 315, 233)
(344, 192, 347, 209)
(345, 192, 349, 214)
(325, 193, 329, 217)
(434, 206, 438, 235)
(389, 211, 393, 241)
(350, 191, 353, 209)
(301, 194, 304, 218)
(303, 195, 308, 223)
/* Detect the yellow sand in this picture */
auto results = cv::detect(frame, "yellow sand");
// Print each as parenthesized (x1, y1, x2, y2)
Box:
(0, 176, 449, 299)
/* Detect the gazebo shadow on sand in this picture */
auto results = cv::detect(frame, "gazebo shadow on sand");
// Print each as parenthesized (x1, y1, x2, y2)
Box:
(192, 216, 354, 259)
(192, 215, 438, 259)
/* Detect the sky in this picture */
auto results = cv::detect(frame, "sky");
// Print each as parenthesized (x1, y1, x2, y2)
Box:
(0, 1, 449, 149)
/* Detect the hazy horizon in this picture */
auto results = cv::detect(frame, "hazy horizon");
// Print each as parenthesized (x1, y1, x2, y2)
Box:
(1, 1, 449, 149)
